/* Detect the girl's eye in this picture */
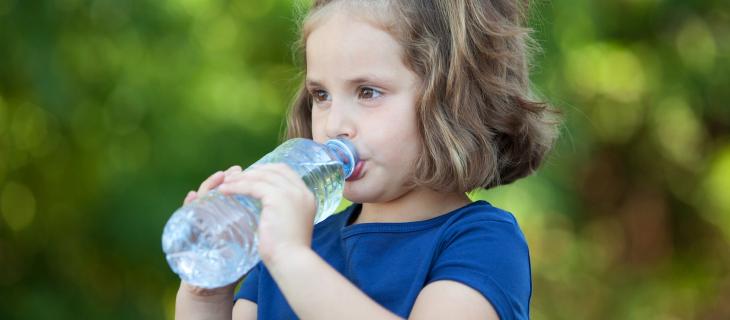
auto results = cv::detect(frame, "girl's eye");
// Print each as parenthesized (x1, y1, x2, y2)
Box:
(358, 87, 382, 100)
(310, 90, 330, 103)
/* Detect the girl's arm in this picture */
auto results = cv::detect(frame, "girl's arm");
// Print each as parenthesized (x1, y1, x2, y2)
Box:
(175, 166, 259, 320)
(266, 246, 499, 320)
(175, 281, 257, 320)
(232, 299, 257, 320)
(219, 164, 399, 319)
(219, 164, 499, 320)
(175, 282, 237, 320)
(265, 246, 400, 320)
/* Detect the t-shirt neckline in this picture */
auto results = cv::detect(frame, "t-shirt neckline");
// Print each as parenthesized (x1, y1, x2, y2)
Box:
(340, 200, 490, 236)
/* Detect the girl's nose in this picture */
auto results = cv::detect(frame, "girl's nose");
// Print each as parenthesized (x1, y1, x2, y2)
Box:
(325, 100, 356, 139)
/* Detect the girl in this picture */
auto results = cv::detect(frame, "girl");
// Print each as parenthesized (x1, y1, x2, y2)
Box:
(175, 0, 558, 319)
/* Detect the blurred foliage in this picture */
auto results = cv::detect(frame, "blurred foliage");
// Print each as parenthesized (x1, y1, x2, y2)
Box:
(0, 0, 728, 319)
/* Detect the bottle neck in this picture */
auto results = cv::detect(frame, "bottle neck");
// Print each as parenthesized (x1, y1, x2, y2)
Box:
(324, 138, 358, 179)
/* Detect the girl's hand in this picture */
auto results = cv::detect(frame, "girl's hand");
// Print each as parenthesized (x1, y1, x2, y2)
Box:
(176, 166, 254, 320)
(182, 165, 243, 209)
(179, 165, 243, 295)
(218, 163, 316, 268)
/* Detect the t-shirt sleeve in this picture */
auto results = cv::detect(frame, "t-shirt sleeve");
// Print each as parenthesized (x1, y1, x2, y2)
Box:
(427, 218, 532, 320)
(234, 262, 262, 303)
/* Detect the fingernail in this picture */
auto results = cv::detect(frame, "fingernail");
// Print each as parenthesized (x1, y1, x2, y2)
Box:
(187, 191, 197, 200)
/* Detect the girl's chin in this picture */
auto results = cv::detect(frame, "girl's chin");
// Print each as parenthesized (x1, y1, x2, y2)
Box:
(343, 181, 375, 204)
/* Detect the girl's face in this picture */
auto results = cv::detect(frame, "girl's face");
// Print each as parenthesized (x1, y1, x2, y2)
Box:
(307, 12, 422, 204)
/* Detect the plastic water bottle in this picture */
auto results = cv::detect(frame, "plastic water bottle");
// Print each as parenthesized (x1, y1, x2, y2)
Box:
(161, 137, 359, 288)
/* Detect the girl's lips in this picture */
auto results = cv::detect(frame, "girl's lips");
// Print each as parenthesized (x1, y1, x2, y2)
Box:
(346, 161, 365, 181)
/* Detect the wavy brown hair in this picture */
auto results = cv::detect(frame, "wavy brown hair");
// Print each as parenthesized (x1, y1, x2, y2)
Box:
(285, 0, 560, 193)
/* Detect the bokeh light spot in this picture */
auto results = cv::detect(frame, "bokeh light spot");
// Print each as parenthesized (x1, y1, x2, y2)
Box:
(676, 18, 717, 73)
(1, 181, 36, 231)
(10, 103, 48, 152)
(565, 43, 646, 103)
(651, 95, 704, 167)
(699, 146, 730, 240)
(232, 0, 277, 20)
(197, 15, 239, 55)
(590, 99, 644, 143)
(175, 0, 218, 19)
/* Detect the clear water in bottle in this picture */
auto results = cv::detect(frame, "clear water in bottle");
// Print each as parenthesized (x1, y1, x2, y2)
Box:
(162, 138, 358, 288)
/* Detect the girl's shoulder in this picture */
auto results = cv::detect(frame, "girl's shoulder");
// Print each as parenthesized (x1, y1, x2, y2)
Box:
(450, 200, 518, 223)
(438, 201, 528, 249)
(439, 200, 522, 233)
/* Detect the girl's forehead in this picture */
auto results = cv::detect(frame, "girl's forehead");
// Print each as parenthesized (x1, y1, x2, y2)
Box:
(303, 1, 396, 42)
(305, 4, 405, 58)
(306, 16, 404, 67)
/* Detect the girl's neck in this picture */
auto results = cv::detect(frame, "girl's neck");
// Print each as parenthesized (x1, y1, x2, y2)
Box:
(354, 187, 471, 224)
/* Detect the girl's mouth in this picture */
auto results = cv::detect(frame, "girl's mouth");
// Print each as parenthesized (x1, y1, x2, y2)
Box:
(346, 161, 365, 181)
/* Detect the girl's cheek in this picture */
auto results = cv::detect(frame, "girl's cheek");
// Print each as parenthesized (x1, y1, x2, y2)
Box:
(310, 125, 326, 142)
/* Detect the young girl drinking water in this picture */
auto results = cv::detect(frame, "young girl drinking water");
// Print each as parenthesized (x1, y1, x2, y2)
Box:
(175, 0, 558, 319)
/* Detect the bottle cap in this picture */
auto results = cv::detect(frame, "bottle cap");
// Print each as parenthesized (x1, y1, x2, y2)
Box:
(325, 137, 359, 179)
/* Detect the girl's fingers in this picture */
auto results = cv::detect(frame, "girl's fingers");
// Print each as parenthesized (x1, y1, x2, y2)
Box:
(181, 166, 243, 206)
(218, 166, 313, 204)
(266, 163, 304, 185)
(223, 164, 299, 186)
(219, 171, 279, 195)
(183, 190, 197, 205)
(222, 165, 244, 184)
(224, 165, 242, 179)
(228, 178, 259, 195)
(219, 179, 274, 201)
(198, 171, 225, 194)
(218, 166, 291, 195)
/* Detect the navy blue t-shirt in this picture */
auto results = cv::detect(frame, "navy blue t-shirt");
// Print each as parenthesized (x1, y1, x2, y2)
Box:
(234, 200, 531, 319)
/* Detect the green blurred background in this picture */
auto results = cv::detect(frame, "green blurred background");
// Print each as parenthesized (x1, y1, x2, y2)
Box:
(0, 0, 728, 319)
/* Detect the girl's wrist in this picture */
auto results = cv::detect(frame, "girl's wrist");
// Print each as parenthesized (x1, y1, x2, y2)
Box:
(261, 243, 314, 274)
(178, 280, 237, 300)
(176, 281, 237, 320)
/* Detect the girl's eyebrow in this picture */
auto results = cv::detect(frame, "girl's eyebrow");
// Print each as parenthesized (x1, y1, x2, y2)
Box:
(348, 75, 393, 86)
(305, 79, 323, 89)
(306, 75, 393, 88)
